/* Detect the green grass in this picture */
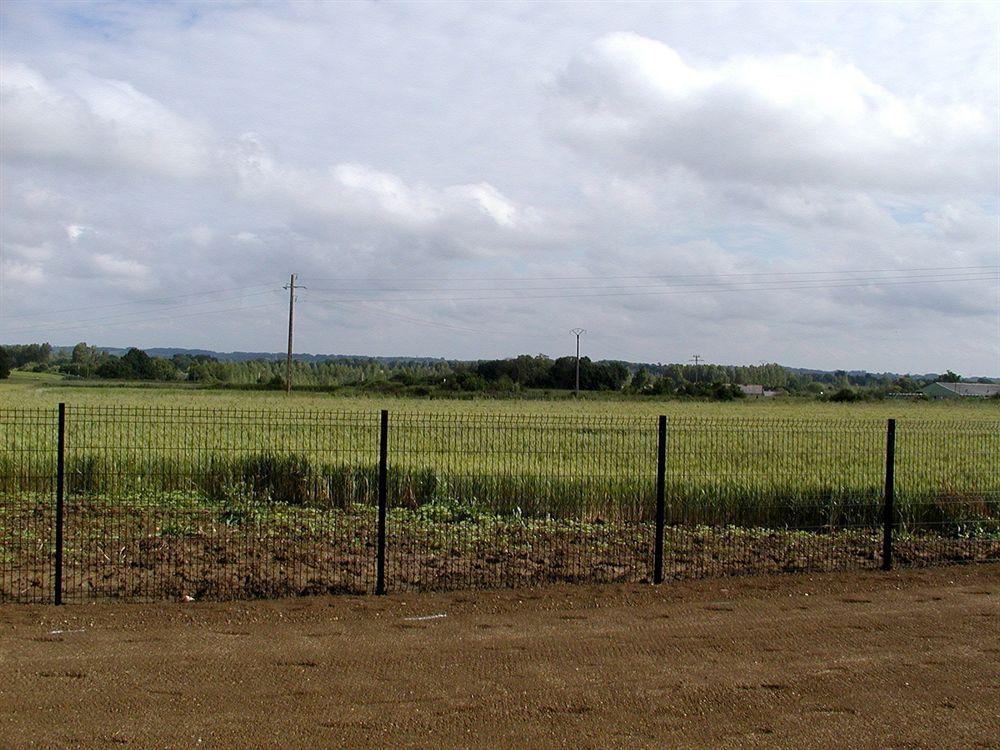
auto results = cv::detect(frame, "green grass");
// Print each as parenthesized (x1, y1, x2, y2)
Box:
(3, 375, 999, 419)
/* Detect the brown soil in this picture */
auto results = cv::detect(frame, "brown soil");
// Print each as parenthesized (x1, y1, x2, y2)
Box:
(7, 508, 1000, 603)
(4, 501, 998, 602)
(2, 565, 998, 749)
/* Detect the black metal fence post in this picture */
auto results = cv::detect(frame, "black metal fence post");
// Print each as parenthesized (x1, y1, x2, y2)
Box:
(882, 418, 896, 571)
(54, 403, 66, 605)
(653, 415, 667, 584)
(376, 409, 389, 595)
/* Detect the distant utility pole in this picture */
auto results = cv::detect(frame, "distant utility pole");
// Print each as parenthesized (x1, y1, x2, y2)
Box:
(690, 354, 703, 383)
(284, 273, 301, 395)
(571, 328, 586, 397)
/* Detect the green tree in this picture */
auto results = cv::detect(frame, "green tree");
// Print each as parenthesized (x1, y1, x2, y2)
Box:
(630, 368, 651, 392)
(71, 342, 92, 364)
(892, 376, 923, 392)
(0, 347, 10, 379)
(7, 343, 52, 368)
(120, 348, 156, 379)
(150, 358, 179, 381)
(96, 356, 127, 379)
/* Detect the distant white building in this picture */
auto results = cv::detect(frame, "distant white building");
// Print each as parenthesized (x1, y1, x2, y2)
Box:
(921, 382, 1000, 399)
(738, 384, 778, 398)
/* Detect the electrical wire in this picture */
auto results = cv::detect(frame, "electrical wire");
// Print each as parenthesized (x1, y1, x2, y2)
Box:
(304, 270, 993, 295)
(309, 297, 555, 339)
(3, 263, 995, 348)
(1, 282, 280, 321)
(3, 289, 283, 331)
(305, 264, 998, 284)
(302, 272, 996, 304)
(309, 297, 638, 361)
(3, 301, 282, 337)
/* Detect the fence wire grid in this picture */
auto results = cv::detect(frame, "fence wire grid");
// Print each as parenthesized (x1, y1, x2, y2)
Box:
(0, 407, 996, 603)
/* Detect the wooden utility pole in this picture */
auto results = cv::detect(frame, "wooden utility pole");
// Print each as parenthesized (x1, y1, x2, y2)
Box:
(571, 328, 585, 397)
(284, 273, 297, 394)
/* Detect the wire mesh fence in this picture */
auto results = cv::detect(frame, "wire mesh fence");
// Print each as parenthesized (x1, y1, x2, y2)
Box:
(0, 408, 57, 603)
(662, 417, 888, 579)
(5, 407, 381, 602)
(893, 419, 999, 567)
(385, 413, 657, 591)
(0, 406, 997, 603)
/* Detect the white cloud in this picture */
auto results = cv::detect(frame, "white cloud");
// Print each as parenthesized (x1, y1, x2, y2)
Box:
(0, 4, 996, 374)
(1, 65, 535, 260)
(22, 187, 71, 214)
(190, 225, 214, 247)
(448, 183, 521, 228)
(924, 201, 998, 242)
(330, 163, 444, 226)
(2, 259, 45, 285)
(90, 253, 151, 285)
(554, 33, 993, 193)
(226, 145, 531, 241)
(7, 241, 54, 263)
(1, 63, 213, 179)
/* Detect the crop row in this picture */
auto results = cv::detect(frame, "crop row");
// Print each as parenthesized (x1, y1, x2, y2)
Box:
(1, 454, 996, 536)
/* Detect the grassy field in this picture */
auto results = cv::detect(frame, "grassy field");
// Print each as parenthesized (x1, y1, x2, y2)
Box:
(3, 370, 999, 419)
(2, 372, 996, 526)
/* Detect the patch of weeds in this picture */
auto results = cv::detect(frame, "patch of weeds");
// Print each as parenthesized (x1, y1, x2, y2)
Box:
(158, 517, 198, 537)
(413, 491, 491, 524)
(213, 482, 269, 527)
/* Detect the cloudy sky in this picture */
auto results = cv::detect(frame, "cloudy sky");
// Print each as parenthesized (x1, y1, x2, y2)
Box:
(1, 1, 998, 375)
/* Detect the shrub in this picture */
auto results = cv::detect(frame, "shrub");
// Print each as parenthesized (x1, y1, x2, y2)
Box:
(829, 388, 858, 402)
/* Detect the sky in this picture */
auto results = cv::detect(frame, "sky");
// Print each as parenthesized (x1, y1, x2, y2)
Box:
(1, 1, 998, 375)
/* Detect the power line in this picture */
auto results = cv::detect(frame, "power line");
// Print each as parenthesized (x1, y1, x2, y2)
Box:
(301, 273, 996, 304)
(2, 301, 282, 337)
(2, 289, 283, 334)
(307, 270, 994, 291)
(4, 266, 993, 328)
(303, 270, 992, 296)
(1, 283, 280, 320)
(305, 297, 650, 360)
(5, 262, 996, 353)
(305, 268, 996, 292)
(304, 264, 998, 284)
(303, 297, 554, 339)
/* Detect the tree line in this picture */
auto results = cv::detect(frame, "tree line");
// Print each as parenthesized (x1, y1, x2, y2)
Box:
(0, 342, 992, 400)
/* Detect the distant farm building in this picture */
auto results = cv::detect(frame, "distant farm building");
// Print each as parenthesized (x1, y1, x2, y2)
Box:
(921, 382, 1000, 399)
(738, 384, 778, 398)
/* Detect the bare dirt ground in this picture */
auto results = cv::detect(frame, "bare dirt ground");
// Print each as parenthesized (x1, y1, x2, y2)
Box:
(7, 498, 997, 603)
(1, 566, 998, 749)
